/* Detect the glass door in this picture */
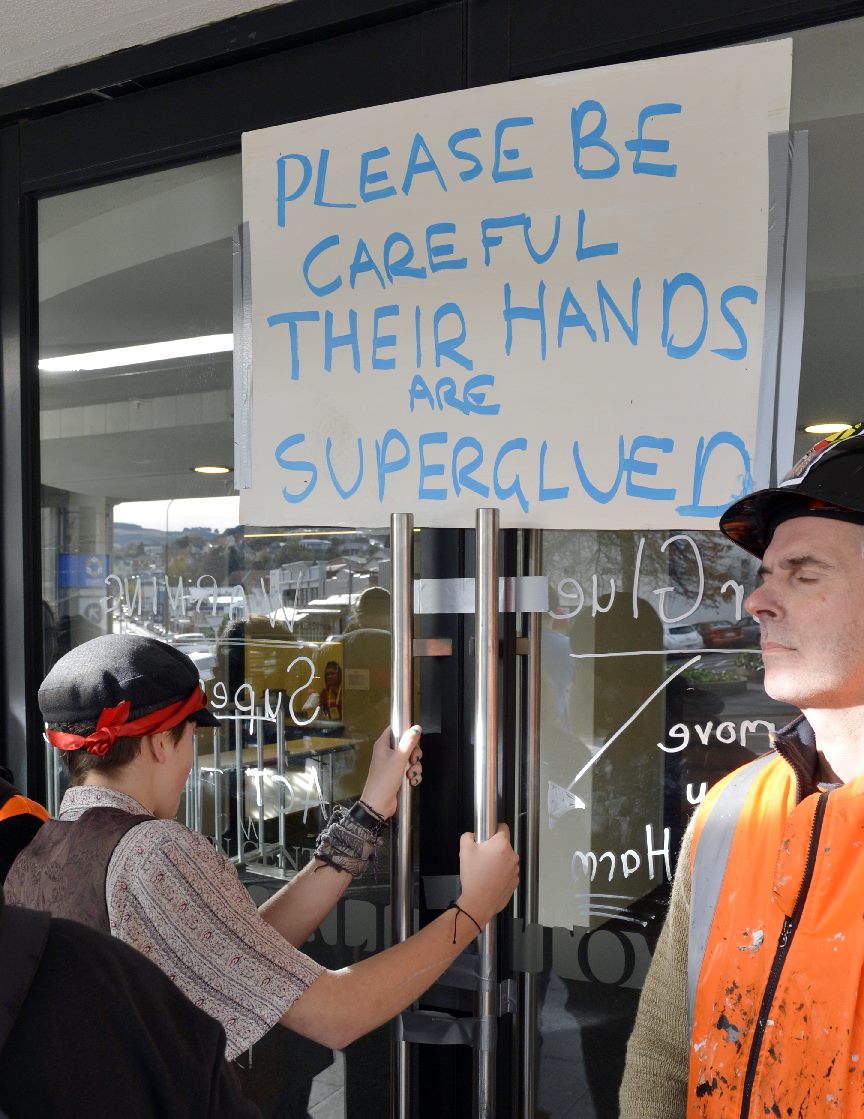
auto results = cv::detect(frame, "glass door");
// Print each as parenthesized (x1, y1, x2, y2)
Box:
(518, 528, 793, 1117)
(37, 155, 412, 1118)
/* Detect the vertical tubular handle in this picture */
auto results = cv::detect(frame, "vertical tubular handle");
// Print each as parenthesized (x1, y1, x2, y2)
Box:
(276, 707, 286, 869)
(255, 708, 265, 862)
(474, 507, 499, 1119)
(44, 733, 56, 818)
(234, 719, 245, 868)
(213, 724, 224, 855)
(390, 512, 415, 1119)
(520, 529, 542, 1118)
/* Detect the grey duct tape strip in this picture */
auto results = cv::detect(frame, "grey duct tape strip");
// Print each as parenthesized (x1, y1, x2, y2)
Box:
(399, 1010, 497, 1052)
(774, 131, 809, 478)
(511, 916, 545, 972)
(432, 954, 490, 993)
(414, 576, 548, 615)
(687, 751, 776, 1034)
(754, 133, 793, 490)
(399, 1010, 482, 1048)
(232, 222, 254, 491)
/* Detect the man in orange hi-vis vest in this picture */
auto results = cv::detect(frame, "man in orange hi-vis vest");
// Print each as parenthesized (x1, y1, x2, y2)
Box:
(620, 422, 864, 1118)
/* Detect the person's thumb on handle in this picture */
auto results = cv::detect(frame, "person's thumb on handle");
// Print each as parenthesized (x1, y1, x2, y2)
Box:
(396, 724, 422, 757)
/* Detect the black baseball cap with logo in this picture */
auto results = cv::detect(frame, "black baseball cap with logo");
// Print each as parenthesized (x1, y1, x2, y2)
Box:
(719, 422, 864, 558)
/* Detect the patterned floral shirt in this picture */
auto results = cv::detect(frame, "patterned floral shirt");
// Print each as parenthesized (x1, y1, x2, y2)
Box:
(59, 785, 324, 1059)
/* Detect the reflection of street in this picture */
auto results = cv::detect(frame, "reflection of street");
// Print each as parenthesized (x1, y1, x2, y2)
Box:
(678, 651, 795, 750)
(116, 618, 218, 679)
(715, 679, 790, 727)
(117, 619, 156, 639)
(664, 653, 796, 835)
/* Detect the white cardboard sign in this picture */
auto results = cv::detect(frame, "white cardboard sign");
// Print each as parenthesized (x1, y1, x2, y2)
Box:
(241, 40, 792, 528)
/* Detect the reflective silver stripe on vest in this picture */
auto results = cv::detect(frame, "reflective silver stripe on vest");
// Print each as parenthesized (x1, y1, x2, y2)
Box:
(688, 752, 778, 1034)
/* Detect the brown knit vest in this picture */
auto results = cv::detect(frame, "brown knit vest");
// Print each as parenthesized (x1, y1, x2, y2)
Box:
(4, 808, 150, 934)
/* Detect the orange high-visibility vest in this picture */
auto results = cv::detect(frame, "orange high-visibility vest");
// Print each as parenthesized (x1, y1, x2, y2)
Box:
(688, 753, 864, 1117)
(0, 789, 48, 825)
(0, 778, 49, 885)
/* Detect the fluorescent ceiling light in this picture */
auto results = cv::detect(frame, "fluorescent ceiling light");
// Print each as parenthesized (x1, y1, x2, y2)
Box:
(38, 334, 233, 373)
(193, 465, 232, 475)
(803, 422, 852, 435)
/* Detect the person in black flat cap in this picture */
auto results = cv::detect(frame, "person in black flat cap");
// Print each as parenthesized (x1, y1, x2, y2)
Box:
(5, 634, 518, 1065)
(620, 422, 864, 1119)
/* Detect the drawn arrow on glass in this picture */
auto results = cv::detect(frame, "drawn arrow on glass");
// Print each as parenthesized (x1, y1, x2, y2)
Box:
(547, 653, 701, 825)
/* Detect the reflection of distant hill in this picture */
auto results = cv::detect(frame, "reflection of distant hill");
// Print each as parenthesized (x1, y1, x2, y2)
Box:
(113, 522, 177, 547)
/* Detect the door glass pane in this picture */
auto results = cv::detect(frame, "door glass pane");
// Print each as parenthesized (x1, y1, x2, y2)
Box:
(526, 528, 793, 1117)
(38, 156, 401, 1118)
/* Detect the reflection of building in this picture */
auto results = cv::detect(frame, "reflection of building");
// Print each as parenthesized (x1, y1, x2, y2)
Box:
(268, 562, 328, 607)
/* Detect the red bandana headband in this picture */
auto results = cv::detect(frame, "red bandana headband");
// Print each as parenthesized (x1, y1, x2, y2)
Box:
(46, 686, 209, 757)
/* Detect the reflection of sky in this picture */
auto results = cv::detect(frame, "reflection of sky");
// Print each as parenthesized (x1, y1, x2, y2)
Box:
(113, 495, 240, 532)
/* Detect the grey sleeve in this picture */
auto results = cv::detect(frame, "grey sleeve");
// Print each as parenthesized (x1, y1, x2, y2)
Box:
(618, 817, 694, 1119)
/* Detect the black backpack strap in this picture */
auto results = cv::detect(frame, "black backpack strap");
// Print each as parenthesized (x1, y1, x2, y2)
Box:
(0, 904, 50, 1053)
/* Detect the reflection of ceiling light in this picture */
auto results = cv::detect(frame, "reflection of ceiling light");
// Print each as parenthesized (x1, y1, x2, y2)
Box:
(38, 334, 233, 373)
(193, 465, 232, 475)
(803, 421, 852, 435)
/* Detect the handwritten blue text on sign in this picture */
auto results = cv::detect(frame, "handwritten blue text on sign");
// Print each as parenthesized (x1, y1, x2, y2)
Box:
(241, 43, 791, 528)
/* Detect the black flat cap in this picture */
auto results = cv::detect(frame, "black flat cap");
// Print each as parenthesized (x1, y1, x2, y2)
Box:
(39, 634, 219, 729)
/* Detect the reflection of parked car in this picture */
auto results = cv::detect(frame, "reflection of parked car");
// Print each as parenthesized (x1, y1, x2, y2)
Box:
(738, 616, 761, 647)
(168, 632, 216, 679)
(170, 631, 209, 650)
(698, 620, 743, 648)
(662, 623, 704, 651)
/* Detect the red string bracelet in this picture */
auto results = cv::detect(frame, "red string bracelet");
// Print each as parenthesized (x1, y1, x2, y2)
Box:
(446, 901, 482, 943)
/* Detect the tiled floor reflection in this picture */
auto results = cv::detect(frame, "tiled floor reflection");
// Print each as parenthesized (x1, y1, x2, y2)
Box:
(537, 974, 597, 1119)
(308, 1050, 345, 1119)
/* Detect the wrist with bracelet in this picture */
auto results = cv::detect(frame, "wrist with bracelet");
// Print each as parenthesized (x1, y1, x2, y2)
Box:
(348, 798, 387, 832)
(312, 799, 389, 877)
(446, 900, 484, 944)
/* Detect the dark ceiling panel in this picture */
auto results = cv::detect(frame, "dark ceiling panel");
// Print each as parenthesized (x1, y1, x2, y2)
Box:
(20, 4, 464, 194)
(507, 0, 864, 76)
(0, 0, 451, 122)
